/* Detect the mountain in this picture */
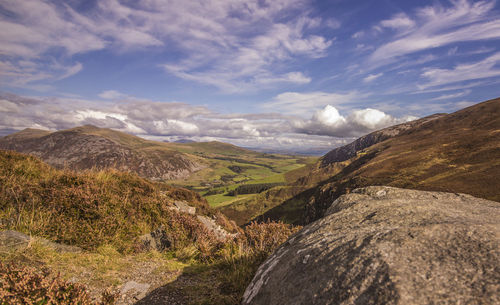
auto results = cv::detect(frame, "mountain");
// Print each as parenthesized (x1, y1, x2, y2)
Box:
(0, 125, 203, 180)
(249, 97, 500, 225)
(243, 186, 500, 305)
(174, 139, 196, 143)
(320, 113, 445, 166)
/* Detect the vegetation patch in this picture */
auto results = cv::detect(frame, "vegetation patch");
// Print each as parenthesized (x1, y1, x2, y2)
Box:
(226, 183, 285, 196)
(0, 150, 301, 304)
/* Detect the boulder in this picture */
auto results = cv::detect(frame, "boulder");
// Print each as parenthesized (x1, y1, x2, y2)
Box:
(243, 186, 500, 305)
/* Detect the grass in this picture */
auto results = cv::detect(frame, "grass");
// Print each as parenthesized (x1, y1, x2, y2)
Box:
(0, 150, 301, 304)
(200, 161, 315, 208)
(0, 150, 232, 254)
(206, 194, 254, 208)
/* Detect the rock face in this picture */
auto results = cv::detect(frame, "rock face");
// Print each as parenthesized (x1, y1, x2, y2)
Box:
(243, 186, 500, 305)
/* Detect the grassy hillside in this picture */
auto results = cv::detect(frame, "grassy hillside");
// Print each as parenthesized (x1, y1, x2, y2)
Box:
(250, 97, 500, 225)
(0, 150, 229, 253)
(0, 150, 299, 304)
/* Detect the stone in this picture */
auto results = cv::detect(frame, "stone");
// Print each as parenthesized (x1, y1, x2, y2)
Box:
(174, 201, 196, 215)
(0, 230, 30, 250)
(0, 230, 81, 253)
(138, 226, 173, 252)
(243, 186, 500, 305)
(120, 281, 150, 301)
(196, 215, 235, 241)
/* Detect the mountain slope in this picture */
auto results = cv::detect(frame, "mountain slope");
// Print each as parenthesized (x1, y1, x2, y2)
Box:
(255, 97, 500, 224)
(0, 125, 203, 180)
(320, 113, 445, 166)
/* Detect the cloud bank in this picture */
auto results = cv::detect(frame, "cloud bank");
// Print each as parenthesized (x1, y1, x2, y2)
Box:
(0, 93, 416, 153)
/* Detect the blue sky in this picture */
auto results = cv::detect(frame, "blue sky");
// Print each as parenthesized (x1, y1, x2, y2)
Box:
(1, 0, 499, 153)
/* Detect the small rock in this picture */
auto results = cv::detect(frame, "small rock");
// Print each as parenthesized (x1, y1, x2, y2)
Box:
(0, 230, 30, 250)
(138, 226, 173, 252)
(0, 230, 81, 253)
(302, 254, 310, 264)
(120, 281, 150, 300)
(174, 201, 196, 215)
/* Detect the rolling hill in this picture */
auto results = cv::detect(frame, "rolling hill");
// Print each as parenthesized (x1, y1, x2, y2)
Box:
(246, 97, 500, 225)
(0, 125, 203, 181)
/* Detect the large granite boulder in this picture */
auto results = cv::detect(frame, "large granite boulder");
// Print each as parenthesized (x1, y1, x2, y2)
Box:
(243, 186, 499, 305)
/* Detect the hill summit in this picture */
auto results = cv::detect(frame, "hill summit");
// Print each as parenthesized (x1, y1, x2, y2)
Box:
(0, 125, 204, 180)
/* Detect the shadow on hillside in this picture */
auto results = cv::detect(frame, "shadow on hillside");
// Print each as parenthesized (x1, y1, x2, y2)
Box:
(134, 269, 192, 305)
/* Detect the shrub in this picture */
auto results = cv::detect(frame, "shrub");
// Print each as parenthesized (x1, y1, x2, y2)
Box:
(0, 150, 228, 253)
(0, 262, 116, 305)
(216, 221, 301, 301)
(226, 183, 285, 196)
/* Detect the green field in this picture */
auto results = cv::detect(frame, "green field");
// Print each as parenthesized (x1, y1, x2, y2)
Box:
(164, 144, 317, 208)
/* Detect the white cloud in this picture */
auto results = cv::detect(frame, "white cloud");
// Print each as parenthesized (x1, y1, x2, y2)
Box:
(363, 73, 383, 83)
(447, 46, 459, 56)
(98, 90, 127, 100)
(0, 0, 326, 92)
(413, 79, 500, 94)
(263, 91, 362, 115)
(292, 105, 415, 137)
(349, 108, 392, 130)
(429, 90, 471, 101)
(56, 62, 83, 80)
(352, 31, 364, 39)
(370, 0, 500, 65)
(380, 13, 415, 30)
(313, 105, 346, 127)
(0, 59, 83, 90)
(161, 15, 332, 91)
(256, 72, 312, 85)
(420, 52, 500, 88)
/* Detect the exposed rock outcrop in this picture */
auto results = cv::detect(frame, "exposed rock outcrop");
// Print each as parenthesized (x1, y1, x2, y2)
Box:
(243, 186, 500, 305)
(169, 201, 196, 215)
(196, 215, 236, 241)
(139, 201, 235, 252)
(139, 226, 173, 252)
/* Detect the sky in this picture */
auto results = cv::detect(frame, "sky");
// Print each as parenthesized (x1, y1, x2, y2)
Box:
(0, 0, 499, 154)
